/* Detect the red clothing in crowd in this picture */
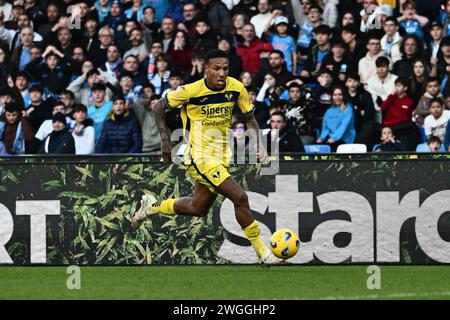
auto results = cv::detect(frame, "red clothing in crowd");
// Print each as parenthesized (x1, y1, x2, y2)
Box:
(236, 39, 272, 75)
(167, 48, 194, 73)
(381, 93, 414, 127)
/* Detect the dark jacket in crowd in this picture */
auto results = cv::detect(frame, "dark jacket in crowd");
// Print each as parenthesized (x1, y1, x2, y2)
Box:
(38, 128, 75, 154)
(95, 110, 142, 154)
(266, 124, 305, 154)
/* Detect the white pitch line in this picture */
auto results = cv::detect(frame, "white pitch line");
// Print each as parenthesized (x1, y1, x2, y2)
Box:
(320, 291, 450, 300)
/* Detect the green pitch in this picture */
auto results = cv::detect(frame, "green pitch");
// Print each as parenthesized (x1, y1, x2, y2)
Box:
(1, 266, 450, 300)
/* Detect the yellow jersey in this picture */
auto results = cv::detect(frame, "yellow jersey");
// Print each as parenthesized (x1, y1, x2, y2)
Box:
(164, 77, 254, 166)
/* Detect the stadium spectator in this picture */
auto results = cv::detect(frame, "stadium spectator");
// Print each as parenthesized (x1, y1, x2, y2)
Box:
(266, 111, 305, 153)
(156, 16, 175, 53)
(67, 69, 114, 107)
(374, 126, 405, 152)
(424, 97, 450, 142)
(358, 34, 389, 88)
(133, 91, 161, 153)
(300, 24, 332, 82)
(345, 73, 376, 148)
(250, 0, 273, 39)
(397, 0, 428, 39)
(381, 77, 421, 150)
(426, 21, 444, 63)
(312, 70, 333, 131)
(0, 103, 34, 154)
(230, 13, 249, 48)
(367, 56, 397, 122)
(38, 112, 75, 155)
(217, 36, 243, 78)
(320, 39, 350, 83)
(381, 16, 402, 63)
(409, 58, 430, 106)
(177, 2, 199, 39)
(87, 83, 113, 140)
(236, 23, 269, 75)
(392, 35, 424, 80)
(414, 78, 443, 126)
(426, 135, 443, 152)
(263, 14, 297, 73)
(317, 85, 356, 151)
(340, 24, 366, 73)
(254, 49, 292, 89)
(25, 85, 52, 133)
(297, 5, 323, 58)
(283, 81, 316, 145)
(95, 96, 142, 154)
(198, 0, 231, 38)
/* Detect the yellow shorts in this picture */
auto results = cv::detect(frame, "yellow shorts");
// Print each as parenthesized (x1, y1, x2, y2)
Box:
(186, 162, 231, 194)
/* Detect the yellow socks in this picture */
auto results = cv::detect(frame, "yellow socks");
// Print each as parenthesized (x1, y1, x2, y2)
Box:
(151, 199, 176, 215)
(243, 221, 269, 259)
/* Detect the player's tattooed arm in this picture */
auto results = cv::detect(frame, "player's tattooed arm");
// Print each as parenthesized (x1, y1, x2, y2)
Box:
(153, 99, 173, 164)
(246, 114, 269, 164)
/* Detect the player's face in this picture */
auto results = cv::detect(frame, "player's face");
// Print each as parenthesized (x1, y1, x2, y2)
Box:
(205, 58, 229, 90)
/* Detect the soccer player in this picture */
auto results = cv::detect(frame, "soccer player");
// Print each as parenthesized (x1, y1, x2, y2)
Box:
(131, 49, 283, 264)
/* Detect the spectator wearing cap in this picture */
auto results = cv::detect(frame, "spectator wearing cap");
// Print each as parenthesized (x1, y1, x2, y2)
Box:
(71, 104, 95, 155)
(34, 101, 74, 147)
(427, 21, 444, 63)
(381, 16, 402, 64)
(95, 96, 142, 154)
(87, 83, 113, 140)
(101, 0, 127, 36)
(263, 13, 297, 73)
(0, 103, 34, 154)
(250, 0, 273, 39)
(236, 23, 271, 75)
(38, 112, 75, 154)
(300, 25, 332, 82)
(198, 0, 231, 38)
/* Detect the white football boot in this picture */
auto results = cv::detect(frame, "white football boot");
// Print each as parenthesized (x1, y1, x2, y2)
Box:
(131, 193, 158, 230)
(260, 250, 285, 265)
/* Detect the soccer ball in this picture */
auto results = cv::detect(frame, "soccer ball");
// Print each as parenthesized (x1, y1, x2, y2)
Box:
(270, 228, 300, 259)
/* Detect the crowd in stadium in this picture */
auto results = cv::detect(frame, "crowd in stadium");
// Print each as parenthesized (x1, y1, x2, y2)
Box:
(0, 0, 450, 155)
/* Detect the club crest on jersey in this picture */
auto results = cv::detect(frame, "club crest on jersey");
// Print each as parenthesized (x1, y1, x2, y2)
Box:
(225, 93, 233, 101)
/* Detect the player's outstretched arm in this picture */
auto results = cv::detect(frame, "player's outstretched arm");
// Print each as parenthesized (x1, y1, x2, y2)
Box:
(153, 99, 173, 164)
(246, 114, 269, 164)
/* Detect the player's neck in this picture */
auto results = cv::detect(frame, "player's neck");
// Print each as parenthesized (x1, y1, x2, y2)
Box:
(204, 78, 226, 91)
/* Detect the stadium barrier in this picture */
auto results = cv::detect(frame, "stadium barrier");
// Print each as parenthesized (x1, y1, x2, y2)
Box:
(0, 153, 449, 265)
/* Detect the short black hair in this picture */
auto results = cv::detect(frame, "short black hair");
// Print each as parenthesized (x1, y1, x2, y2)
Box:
(29, 85, 43, 93)
(346, 72, 360, 82)
(73, 103, 87, 113)
(52, 100, 66, 110)
(288, 82, 302, 90)
(428, 135, 442, 145)
(205, 49, 229, 64)
(425, 77, 439, 85)
(5, 103, 20, 113)
(429, 97, 444, 106)
(375, 56, 390, 67)
(341, 23, 358, 35)
(113, 95, 126, 103)
(170, 70, 183, 79)
(271, 111, 286, 121)
(91, 83, 106, 92)
(384, 16, 399, 26)
(270, 49, 285, 59)
(313, 24, 331, 35)
(395, 77, 409, 87)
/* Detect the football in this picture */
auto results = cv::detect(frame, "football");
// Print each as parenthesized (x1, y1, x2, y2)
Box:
(270, 228, 300, 259)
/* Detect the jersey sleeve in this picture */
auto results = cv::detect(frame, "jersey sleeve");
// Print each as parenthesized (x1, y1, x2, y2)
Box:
(164, 85, 190, 109)
(237, 85, 254, 116)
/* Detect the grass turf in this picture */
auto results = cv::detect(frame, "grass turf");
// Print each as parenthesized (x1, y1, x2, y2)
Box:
(0, 266, 450, 300)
